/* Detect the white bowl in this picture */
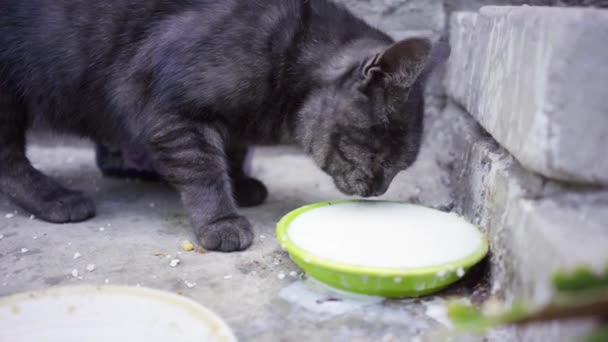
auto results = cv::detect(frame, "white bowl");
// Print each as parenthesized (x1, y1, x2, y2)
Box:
(0, 285, 237, 342)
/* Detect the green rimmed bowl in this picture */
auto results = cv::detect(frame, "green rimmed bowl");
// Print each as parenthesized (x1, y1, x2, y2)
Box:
(276, 200, 489, 298)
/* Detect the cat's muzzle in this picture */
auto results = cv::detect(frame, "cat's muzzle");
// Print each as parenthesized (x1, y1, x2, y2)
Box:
(333, 170, 391, 198)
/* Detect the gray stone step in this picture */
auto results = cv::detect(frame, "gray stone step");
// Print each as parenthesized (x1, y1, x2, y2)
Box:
(446, 6, 608, 185)
(445, 101, 608, 307)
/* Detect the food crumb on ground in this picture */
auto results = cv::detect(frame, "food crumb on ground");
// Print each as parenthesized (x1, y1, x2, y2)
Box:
(289, 271, 298, 277)
(223, 275, 233, 280)
(169, 258, 181, 267)
(277, 272, 286, 280)
(20, 248, 28, 254)
(73, 252, 82, 259)
(71, 269, 79, 278)
(99, 227, 105, 232)
(86, 264, 96, 272)
(184, 280, 196, 288)
(180, 240, 195, 251)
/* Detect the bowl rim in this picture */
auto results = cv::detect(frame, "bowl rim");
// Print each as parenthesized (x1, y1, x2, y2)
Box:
(276, 199, 489, 278)
(0, 285, 238, 342)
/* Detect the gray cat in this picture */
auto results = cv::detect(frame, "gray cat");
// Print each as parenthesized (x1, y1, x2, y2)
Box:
(0, 0, 434, 252)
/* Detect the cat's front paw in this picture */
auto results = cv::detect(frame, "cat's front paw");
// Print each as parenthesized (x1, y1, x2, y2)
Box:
(32, 189, 96, 223)
(195, 216, 254, 252)
(233, 177, 268, 207)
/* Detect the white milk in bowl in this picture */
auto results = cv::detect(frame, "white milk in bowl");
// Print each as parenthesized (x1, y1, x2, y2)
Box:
(287, 201, 484, 269)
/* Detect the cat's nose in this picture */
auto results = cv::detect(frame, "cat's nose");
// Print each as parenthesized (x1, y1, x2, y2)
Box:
(370, 174, 390, 196)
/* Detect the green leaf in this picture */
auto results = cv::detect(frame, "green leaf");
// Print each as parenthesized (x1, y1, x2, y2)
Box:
(553, 267, 608, 293)
(447, 302, 493, 333)
(496, 300, 530, 324)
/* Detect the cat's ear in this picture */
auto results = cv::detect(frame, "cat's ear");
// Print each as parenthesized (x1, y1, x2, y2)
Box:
(361, 38, 431, 89)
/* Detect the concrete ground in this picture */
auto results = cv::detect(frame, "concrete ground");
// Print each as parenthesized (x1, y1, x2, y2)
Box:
(0, 79, 496, 341)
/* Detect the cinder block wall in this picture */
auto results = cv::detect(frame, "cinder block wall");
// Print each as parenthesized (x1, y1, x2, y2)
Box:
(444, 5, 608, 340)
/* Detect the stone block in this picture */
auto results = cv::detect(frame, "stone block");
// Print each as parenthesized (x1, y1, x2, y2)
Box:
(445, 102, 608, 306)
(446, 6, 608, 185)
(507, 191, 608, 304)
(445, 0, 608, 12)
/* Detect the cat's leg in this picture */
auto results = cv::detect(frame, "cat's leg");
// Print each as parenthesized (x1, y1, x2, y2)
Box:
(0, 91, 95, 222)
(95, 143, 162, 182)
(145, 121, 253, 251)
(226, 140, 268, 207)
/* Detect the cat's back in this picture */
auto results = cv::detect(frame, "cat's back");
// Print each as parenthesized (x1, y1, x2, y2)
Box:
(0, 0, 391, 113)
(0, 0, 216, 87)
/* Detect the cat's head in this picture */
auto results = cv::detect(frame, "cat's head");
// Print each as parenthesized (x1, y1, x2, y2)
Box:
(298, 37, 431, 197)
